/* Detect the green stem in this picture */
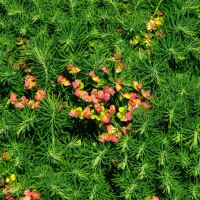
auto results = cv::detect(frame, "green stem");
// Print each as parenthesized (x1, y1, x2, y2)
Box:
(153, 0, 163, 16)
(51, 124, 55, 150)
(111, 117, 126, 135)
(135, 0, 142, 11)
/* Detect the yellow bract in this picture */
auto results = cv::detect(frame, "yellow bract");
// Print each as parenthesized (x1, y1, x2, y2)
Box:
(5, 174, 16, 183)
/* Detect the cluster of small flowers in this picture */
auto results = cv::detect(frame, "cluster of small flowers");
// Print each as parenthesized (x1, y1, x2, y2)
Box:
(57, 54, 151, 143)
(0, 175, 41, 200)
(24, 75, 37, 90)
(97, 80, 150, 142)
(9, 75, 46, 109)
(57, 64, 81, 86)
(147, 195, 160, 200)
(0, 174, 16, 200)
(98, 124, 131, 143)
(152, 196, 160, 200)
(146, 11, 164, 33)
(130, 10, 164, 48)
(110, 53, 126, 73)
(2, 151, 11, 161)
(1, 153, 41, 200)
(19, 189, 41, 200)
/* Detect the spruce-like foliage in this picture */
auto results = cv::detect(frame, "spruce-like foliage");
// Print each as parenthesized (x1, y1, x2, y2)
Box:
(0, 0, 200, 199)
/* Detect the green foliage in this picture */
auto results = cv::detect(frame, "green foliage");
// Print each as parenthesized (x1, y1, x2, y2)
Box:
(0, 0, 200, 199)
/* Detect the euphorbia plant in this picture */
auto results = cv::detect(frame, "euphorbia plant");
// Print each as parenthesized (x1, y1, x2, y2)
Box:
(20, 188, 41, 200)
(57, 54, 152, 143)
(130, 10, 164, 48)
(7, 75, 46, 110)
(1, 174, 16, 200)
(6, 52, 151, 145)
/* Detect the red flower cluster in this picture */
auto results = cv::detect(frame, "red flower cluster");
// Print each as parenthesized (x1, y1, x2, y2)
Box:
(19, 189, 41, 200)
(99, 133, 119, 143)
(99, 125, 122, 143)
(60, 55, 151, 143)
(69, 85, 116, 124)
(57, 75, 71, 86)
(25, 75, 37, 90)
(57, 65, 81, 86)
(9, 74, 46, 110)
(89, 70, 101, 83)
(67, 63, 81, 74)
(34, 89, 46, 101)
(9, 89, 46, 109)
(101, 66, 110, 75)
(152, 196, 160, 200)
(72, 79, 84, 89)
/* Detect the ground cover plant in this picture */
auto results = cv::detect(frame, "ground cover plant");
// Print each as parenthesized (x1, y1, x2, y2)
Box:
(0, 0, 200, 199)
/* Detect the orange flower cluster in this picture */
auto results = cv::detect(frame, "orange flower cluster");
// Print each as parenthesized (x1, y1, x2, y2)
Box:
(101, 66, 110, 75)
(147, 11, 164, 32)
(111, 53, 126, 73)
(57, 64, 82, 86)
(115, 79, 122, 92)
(9, 74, 46, 110)
(0, 177, 41, 200)
(146, 195, 160, 200)
(20, 189, 41, 200)
(58, 56, 151, 143)
(99, 124, 124, 143)
(130, 10, 164, 48)
(2, 151, 11, 161)
(89, 70, 101, 83)
(1, 174, 16, 200)
(67, 63, 81, 74)
(9, 89, 46, 109)
(57, 75, 71, 86)
(152, 196, 160, 200)
(2, 184, 15, 200)
(0, 174, 41, 200)
(68, 76, 150, 143)
(25, 75, 37, 90)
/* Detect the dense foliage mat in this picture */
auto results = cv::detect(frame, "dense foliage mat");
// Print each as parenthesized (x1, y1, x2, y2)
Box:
(0, 0, 200, 199)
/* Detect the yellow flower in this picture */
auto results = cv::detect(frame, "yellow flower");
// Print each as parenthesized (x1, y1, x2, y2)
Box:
(122, 93, 130, 99)
(130, 35, 140, 46)
(116, 62, 125, 73)
(147, 20, 157, 31)
(119, 106, 127, 113)
(10, 174, 16, 182)
(133, 81, 142, 90)
(67, 64, 81, 74)
(153, 17, 164, 26)
(5, 178, 10, 183)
